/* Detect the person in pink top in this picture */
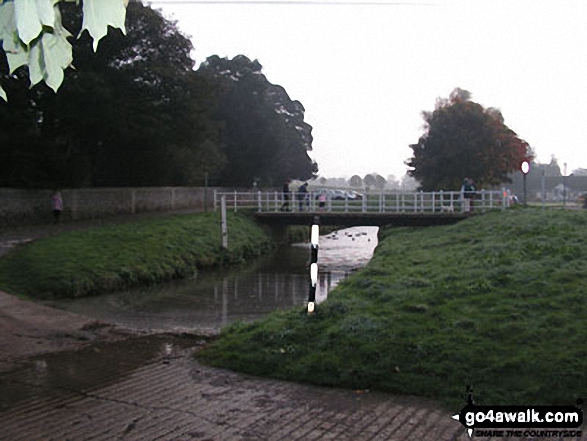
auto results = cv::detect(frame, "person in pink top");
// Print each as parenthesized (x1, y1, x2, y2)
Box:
(51, 189, 63, 224)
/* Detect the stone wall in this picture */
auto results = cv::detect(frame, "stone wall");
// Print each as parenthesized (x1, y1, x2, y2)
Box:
(0, 187, 226, 225)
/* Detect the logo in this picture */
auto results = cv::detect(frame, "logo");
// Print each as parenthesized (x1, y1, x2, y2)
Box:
(451, 386, 583, 438)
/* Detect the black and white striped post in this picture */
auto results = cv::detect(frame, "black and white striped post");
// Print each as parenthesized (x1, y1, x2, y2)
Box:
(308, 217, 319, 314)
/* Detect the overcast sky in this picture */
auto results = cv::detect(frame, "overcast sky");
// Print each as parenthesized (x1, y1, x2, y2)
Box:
(150, 0, 587, 180)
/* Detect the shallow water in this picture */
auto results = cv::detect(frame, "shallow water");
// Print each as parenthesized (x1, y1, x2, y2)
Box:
(49, 226, 378, 331)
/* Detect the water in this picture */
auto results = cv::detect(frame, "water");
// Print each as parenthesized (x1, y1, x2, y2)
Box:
(49, 226, 378, 331)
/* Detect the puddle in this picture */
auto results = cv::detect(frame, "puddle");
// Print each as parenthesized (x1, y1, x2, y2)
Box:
(0, 334, 201, 412)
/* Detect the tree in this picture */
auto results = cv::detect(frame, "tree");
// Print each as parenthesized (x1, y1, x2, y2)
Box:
(0, 0, 128, 101)
(406, 88, 531, 191)
(374, 174, 387, 190)
(349, 175, 362, 188)
(0, 3, 224, 188)
(363, 174, 376, 189)
(198, 55, 317, 187)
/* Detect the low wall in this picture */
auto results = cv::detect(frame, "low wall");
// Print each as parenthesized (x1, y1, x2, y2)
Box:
(0, 187, 229, 225)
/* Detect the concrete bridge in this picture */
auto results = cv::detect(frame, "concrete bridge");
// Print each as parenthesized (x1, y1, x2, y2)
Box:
(215, 189, 510, 227)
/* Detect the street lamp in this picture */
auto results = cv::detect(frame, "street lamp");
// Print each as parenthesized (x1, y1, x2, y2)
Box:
(563, 162, 568, 208)
(521, 161, 530, 206)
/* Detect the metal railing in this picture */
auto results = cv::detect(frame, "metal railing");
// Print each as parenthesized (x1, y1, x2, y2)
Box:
(214, 189, 511, 213)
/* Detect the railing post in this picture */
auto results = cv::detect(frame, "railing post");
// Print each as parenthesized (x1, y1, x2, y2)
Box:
(234, 191, 238, 212)
(214, 190, 218, 212)
(257, 191, 262, 212)
(396, 193, 399, 212)
(502, 187, 507, 210)
(221, 196, 228, 248)
(432, 191, 436, 212)
(361, 192, 366, 212)
(439, 190, 443, 212)
(275, 191, 279, 212)
(450, 191, 455, 212)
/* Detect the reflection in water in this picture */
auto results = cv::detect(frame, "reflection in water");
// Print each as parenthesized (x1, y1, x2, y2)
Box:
(50, 227, 378, 330)
(0, 336, 193, 411)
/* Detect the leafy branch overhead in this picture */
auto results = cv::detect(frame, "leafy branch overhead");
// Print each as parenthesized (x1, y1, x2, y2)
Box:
(0, 0, 128, 100)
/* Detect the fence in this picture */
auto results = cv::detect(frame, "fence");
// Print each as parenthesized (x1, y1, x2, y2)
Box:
(214, 189, 511, 214)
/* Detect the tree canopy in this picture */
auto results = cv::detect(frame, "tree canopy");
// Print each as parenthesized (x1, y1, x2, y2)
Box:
(198, 55, 317, 187)
(0, 3, 317, 189)
(1, 2, 222, 188)
(406, 88, 531, 191)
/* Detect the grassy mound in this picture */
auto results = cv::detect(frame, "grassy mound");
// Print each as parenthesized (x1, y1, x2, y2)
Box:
(198, 209, 587, 410)
(0, 212, 272, 299)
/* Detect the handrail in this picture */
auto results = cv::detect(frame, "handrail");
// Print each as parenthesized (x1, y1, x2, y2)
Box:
(214, 189, 511, 213)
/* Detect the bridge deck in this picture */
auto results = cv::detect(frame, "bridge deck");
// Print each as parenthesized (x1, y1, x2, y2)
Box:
(254, 211, 471, 227)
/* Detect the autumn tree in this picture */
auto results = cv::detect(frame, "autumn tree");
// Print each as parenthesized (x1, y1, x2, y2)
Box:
(406, 88, 531, 191)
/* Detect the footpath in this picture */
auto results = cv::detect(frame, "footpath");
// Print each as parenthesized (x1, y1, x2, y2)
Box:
(0, 216, 581, 440)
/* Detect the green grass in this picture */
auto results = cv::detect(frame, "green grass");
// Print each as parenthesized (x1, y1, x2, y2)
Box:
(198, 209, 587, 410)
(0, 212, 272, 299)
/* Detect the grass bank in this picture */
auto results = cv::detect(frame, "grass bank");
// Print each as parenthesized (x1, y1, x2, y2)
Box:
(198, 209, 587, 409)
(0, 212, 272, 299)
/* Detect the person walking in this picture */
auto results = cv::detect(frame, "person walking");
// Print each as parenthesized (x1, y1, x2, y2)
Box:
(297, 182, 309, 211)
(51, 189, 63, 224)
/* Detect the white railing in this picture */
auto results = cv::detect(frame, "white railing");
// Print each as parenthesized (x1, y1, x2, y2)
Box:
(214, 189, 511, 214)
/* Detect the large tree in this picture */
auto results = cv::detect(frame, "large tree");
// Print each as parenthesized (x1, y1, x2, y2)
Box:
(198, 55, 317, 187)
(0, 2, 223, 188)
(406, 88, 531, 191)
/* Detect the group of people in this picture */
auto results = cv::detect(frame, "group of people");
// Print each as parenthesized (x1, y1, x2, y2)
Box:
(280, 180, 326, 212)
(281, 178, 477, 212)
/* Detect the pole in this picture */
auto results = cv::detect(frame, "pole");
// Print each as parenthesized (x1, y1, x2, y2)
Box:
(523, 173, 527, 207)
(541, 169, 545, 210)
(204, 172, 209, 212)
(563, 162, 567, 208)
(221, 196, 228, 248)
(308, 217, 320, 314)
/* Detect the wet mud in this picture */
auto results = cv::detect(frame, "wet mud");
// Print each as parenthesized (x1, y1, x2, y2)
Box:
(0, 334, 204, 412)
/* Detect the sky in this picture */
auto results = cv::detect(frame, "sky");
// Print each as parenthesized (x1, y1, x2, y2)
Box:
(149, 0, 587, 180)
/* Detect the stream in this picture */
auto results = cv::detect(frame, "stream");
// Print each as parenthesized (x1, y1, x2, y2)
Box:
(48, 226, 378, 331)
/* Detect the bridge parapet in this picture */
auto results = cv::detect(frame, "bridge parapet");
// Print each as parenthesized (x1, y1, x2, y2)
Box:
(214, 189, 511, 215)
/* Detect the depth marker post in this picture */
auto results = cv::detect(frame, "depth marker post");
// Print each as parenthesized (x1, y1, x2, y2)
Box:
(308, 217, 320, 313)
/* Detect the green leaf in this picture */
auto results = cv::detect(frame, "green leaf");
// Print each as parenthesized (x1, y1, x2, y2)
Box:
(80, 0, 127, 51)
(0, 2, 29, 74)
(14, 0, 55, 46)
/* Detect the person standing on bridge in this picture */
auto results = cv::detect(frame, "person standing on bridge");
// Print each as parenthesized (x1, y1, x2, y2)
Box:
(280, 179, 291, 211)
(297, 182, 309, 211)
(461, 178, 476, 212)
